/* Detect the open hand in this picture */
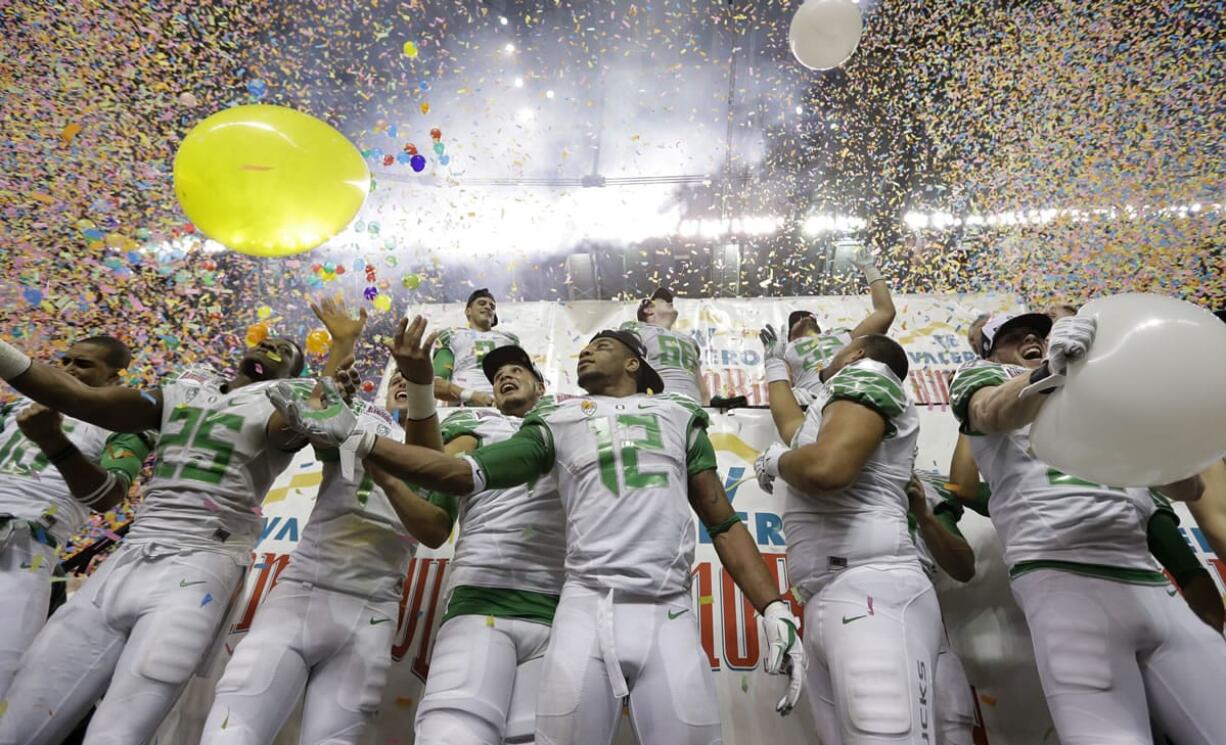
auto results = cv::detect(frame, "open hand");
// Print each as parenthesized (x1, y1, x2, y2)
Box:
(311, 294, 368, 346)
(389, 316, 439, 385)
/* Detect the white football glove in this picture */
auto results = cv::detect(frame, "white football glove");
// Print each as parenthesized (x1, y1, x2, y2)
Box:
(760, 325, 790, 384)
(844, 241, 883, 284)
(762, 600, 805, 715)
(754, 443, 787, 495)
(267, 379, 376, 479)
(1046, 316, 1096, 376)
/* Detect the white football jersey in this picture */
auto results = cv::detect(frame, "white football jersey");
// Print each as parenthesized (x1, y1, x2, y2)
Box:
(435, 327, 520, 395)
(619, 321, 703, 400)
(440, 405, 566, 596)
(782, 359, 920, 602)
(280, 402, 414, 600)
(125, 367, 308, 560)
(950, 360, 1159, 573)
(784, 328, 853, 396)
(524, 392, 713, 599)
(0, 399, 111, 545)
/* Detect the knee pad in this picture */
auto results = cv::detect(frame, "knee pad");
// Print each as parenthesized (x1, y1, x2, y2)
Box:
(337, 653, 391, 714)
(137, 607, 221, 685)
(839, 641, 913, 736)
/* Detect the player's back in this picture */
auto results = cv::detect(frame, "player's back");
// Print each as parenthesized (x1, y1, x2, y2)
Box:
(620, 321, 702, 400)
(281, 402, 414, 600)
(951, 360, 1157, 574)
(0, 398, 112, 544)
(442, 406, 566, 596)
(527, 392, 707, 599)
(437, 327, 520, 395)
(127, 367, 307, 557)
(782, 359, 920, 601)
(785, 328, 853, 395)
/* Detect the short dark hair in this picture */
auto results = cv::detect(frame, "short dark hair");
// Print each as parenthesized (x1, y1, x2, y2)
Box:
(858, 334, 909, 380)
(78, 335, 131, 371)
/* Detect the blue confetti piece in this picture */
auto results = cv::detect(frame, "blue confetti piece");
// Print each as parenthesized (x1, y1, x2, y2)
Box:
(201, 593, 214, 607)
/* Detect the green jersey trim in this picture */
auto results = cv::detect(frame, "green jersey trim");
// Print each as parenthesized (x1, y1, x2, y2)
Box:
(441, 585, 559, 625)
(949, 363, 1010, 435)
(1009, 560, 1169, 586)
(823, 365, 905, 439)
(687, 428, 718, 476)
(100, 431, 154, 489)
(440, 410, 483, 444)
(432, 347, 455, 379)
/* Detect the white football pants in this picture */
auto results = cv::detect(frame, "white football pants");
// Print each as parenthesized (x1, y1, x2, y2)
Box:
(803, 564, 944, 745)
(414, 613, 551, 745)
(0, 523, 58, 697)
(1012, 568, 1226, 745)
(535, 583, 722, 745)
(0, 543, 243, 745)
(934, 634, 975, 745)
(199, 580, 398, 745)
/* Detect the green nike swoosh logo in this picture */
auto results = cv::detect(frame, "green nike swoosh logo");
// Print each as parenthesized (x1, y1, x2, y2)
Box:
(19, 561, 31, 569)
(179, 579, 207, 587)
(1166, 587, 1178, 597)
(369, 617, 392, 625)
(667, 609, 689, 620)
(842, 614, 867, 624)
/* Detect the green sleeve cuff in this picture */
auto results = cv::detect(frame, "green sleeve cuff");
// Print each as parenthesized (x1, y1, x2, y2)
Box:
(426, 490, 459, 530)
(1148, 510, 1204, 587)
(705, 512, 742, 537)
(99, 432, 154, 487)
(933, 508, 964, 537)
(433, 348, 455, 379)
(686, 428, 718, 476)
(468, 423, 553, 490)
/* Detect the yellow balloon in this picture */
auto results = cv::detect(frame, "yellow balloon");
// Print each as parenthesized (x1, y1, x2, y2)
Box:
(173, 105, 370, 257)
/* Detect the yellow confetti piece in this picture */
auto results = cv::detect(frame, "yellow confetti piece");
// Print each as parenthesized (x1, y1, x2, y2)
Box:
(28, 554, 43, 572)
(395, 696, 414, 707)
(699, 595, 713, 605)
(486, 615, 495, 627)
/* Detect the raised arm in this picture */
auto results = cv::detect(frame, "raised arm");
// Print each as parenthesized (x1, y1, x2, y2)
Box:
(848, 244, 896, 338)
(0, 340, 161, 432)
(760, 325, 804, 443)
(777, 400, 886, 494)
(389, 316, 444, 452)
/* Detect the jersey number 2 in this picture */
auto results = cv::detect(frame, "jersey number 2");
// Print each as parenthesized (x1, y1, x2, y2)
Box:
(588, 414, 668, 496)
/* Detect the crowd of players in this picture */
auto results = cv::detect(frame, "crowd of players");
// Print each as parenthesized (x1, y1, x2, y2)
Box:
(0, 245, 1223, 745)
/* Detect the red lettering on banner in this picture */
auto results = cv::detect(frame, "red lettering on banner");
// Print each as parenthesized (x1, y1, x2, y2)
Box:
(759, 552, 803, 635)
(391, 557, 449, 678)
(692, 562, 719, 668)
(233, 552, 291, 632)
(721, 567, 760, 670)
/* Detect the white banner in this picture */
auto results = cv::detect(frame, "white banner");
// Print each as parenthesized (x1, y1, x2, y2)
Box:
(155, 294, 1226, 745)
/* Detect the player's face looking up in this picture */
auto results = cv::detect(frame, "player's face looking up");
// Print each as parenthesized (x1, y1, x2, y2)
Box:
(990, 328, 1047, 369)
(240, 336, 302, 381)
(492, 363, 542, 415)
(386, 370, 408, 413)
(576, 337, 638, 393)
(789, 315, 820, 341)
(60, 342, 120, 387)
(465, 296, 497, 331)
(650, 298, 678, 328)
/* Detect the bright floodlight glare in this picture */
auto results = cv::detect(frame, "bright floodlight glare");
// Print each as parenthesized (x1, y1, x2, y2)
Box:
(545, 89, 555, 99)
(903, 211, 929, 230)
(795, 105, 803, 115)
(504, 43, 516, 53)
(499, 16, 508, 25)
(514, 77, 524, 88)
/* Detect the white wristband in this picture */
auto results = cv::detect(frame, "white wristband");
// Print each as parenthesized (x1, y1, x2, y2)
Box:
(463, 455, 487, 495)
(459, 388, 475, 404)
(861, 265, 884, 285)
(0, 340, 32, 381)
(77, 473, 117, 507)
(764, 358, 791, 385)
(405, 382, 436, 421)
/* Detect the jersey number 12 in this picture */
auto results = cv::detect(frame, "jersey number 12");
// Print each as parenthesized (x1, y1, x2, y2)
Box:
(588, 414, 669, 497)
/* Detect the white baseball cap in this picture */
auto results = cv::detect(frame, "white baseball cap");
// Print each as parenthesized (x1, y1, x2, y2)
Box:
(979, 312, 1052, 358)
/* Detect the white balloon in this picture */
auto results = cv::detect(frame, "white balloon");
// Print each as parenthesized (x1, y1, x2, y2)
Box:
(789, 0, 864, 71)
(1031, 293, 1226, 487)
